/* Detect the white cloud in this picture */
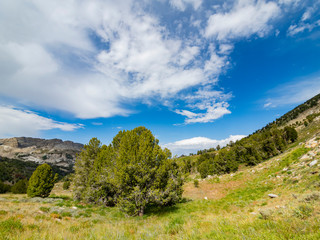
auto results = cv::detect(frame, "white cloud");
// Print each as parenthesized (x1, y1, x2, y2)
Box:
(169, 0, 202, 11)
(0, 0, 316, 126)
(163, 135, 246, 156)
(286, 1, 320, 36)
(205, 0, 280, 40)
(175, 88, 232, 124)
(263, 76, 320, 108)
(0, 106, 83, 137)
(176, 102, 231, 124)
(0, 0, 223, 120)
(287, 20, 320, 36)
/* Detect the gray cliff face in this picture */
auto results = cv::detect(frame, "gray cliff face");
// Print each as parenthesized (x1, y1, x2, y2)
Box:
(0, 137, 84, 171)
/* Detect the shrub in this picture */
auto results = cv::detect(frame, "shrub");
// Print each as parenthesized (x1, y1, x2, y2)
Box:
(27, 164, 58, 198)
(63, 181, 71, 190)
(11, 179, 28, 194)
(39, 207, 50, 213)
(193, 179, 199, 188)
(293, 204, 313, 219)
(0, 181, 11, 193)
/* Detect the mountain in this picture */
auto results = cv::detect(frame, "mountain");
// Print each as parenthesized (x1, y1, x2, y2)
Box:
(0, 137, 83, 171)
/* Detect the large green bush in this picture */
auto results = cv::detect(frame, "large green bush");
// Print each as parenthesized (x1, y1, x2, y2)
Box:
(73, 127, 183, 216)
(27, 164, 58, 198)
(11, 179, 28, 194)
(0, 181, 11, 193)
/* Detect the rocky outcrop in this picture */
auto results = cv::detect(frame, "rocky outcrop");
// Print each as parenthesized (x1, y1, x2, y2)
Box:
(0, 137, 83, 171)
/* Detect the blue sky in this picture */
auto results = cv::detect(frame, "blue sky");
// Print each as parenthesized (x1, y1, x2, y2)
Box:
(0, 0, 320, 155)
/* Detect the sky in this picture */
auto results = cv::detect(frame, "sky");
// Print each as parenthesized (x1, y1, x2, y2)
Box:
(0, 0, 320, 156)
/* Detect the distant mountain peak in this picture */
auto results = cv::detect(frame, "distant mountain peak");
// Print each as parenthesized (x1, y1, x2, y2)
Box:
(0, 137, 83, 171)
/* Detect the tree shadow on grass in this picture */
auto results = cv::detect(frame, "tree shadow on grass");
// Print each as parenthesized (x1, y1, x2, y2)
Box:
(144, 198, 192, 217)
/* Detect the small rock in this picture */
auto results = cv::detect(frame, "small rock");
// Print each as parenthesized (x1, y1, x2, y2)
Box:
(204, 196, 208, 200)
(309, 151, 316, 157)
(276, 176, 281, 179)
(268, 194, 278, 198)
(250, 212, 257, 215)
(283, 168, 288, 171)
(72, 206, 77, 209)
(309, 160, 318, 167)
(300, 154, 311, 160)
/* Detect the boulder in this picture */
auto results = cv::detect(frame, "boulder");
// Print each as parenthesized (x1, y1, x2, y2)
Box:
(309, 160, 318, 167)
(268, 194, 278, 198)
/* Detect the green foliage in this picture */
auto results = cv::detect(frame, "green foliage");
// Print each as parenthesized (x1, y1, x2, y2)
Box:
(63, 180, 71, 190)
(73, 127, 183, 216)
(0, 217, 23, 238)
(196, 125, 298, 178)
(11, 179, 28, 194)
(0, 181, 11, 193)
(39, 207, 50, 213)
(0, 157, 70, 184)
(193, 179, 199, 188)
(27, 164, 58, 198)
(284, 126, 298, 143)
(293, 204, 313, 219)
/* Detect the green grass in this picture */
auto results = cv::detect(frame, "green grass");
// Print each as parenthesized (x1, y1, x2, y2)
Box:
(1, 141, 320, 239)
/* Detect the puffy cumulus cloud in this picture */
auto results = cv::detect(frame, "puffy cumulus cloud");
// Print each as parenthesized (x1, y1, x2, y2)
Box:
(263, 76, 320, 108)
(0, 106, 83, 137)
(163, 135, 246, 156)
(205, 0, 280, 40)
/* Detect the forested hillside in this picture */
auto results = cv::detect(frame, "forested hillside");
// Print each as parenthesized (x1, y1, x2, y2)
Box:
(184, 93, 320, 178)
(0, 157, 71, 184)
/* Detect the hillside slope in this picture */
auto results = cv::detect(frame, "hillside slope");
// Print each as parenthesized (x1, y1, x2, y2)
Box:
(0, 124, 320, 239)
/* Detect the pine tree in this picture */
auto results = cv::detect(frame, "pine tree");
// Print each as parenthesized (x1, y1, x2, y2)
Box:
(27, 164, 57, 198)
(73, 127, 183, 216)
(12, 179, 28, 194)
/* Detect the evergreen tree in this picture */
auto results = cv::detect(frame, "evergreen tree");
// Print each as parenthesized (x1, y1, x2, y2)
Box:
(27, 164, 57, 198)
(73, 127, 183, 216)
(73, 138, 102, 201)
(0, 181, 11, 193)
(12, 179, 28, 194)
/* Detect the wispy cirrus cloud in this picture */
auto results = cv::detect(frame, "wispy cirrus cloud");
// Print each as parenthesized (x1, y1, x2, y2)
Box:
(0, 106, 83, 137)
(263, 76, 320, 108)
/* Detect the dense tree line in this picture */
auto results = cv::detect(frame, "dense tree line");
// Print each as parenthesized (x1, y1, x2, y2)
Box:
(73, 127, 183, 216)
(195, 126, 298, 178)
(0, 157, 69, 184)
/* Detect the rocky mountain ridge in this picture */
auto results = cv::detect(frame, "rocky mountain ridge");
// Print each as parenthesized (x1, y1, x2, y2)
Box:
(0, 137, 83, 170)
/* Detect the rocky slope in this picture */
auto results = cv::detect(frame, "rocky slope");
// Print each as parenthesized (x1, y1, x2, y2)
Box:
(0, 137, 83, 170)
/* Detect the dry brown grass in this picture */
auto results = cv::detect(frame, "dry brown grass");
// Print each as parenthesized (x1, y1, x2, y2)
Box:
(183, 178, 246, 200)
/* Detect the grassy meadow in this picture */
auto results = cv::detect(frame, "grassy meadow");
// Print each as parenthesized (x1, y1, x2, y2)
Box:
(1, 121, 320, 239)
(1, 140, 320, 239)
